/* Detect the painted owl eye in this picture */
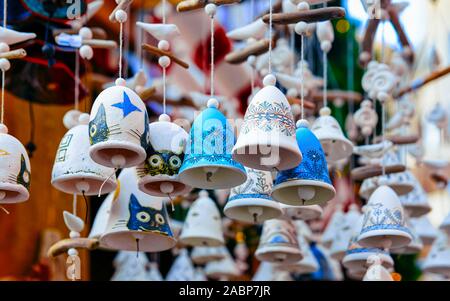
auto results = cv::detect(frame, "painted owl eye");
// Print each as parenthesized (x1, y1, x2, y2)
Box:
(90, 124, 97, 137)
(149, 155, 163, 168)
(169, 156, 182, 168)
(155, 213, 165, 225)
(136, 211, 151, 223)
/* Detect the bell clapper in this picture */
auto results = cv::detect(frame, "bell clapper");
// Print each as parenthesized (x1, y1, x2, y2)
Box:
(381, 237, 392, 252)
(248, 206, 263, 223)
(204, 166, 219, 182)
(111, 154, 126, 169)
(76, 181, 90, 194)
(298, 187, 316, 205)
(275, 253, 287, 263)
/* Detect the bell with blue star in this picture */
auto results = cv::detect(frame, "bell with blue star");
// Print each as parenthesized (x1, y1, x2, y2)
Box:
(136, 114, 191, 197)
(88, 79, 149, 169)
(272, 120, 335, 206)
(232, 75, 302, 171)
(224, 167, 282, 224)
(178, 98, 247, 189)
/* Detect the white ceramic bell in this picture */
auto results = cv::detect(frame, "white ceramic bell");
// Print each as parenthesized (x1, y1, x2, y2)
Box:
(410, 216, 438, 246)
(321, 204, 345, 247)
(358, 185, 412, 249)
(255, 218, 303, 264)
(0, 124, 31, 204)
(224, 167, 282, 224)
(439, 211, 450, 236)
(399, 173, 431, 218)
(136, 114, 191, 197)
(179, 190, 224, 247)
(311, 107, 353, 163)
(88, 189, 118, 249)
(191, 246, 226, 265)
(205, 247, 241, 280)
(363, 255, 394, 281)
(329, 204, 362, 261)
(89, 81, 149, 168)
(166, 249, 196, 281)
(193, 267, 208, 281)
(277, 231, 319, 275)
(52, 113, 117, 196)
(233, 76, 301, 171)
(100, 167, 177, 252)
(280, 203, 323, 221)
(0, 27, 36, 45)
(422, 232, 450, 277)
(111, 251, 149, 281)
(146, 262, 164, 281)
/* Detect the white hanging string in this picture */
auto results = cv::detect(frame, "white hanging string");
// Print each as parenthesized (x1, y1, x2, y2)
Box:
(119, 22, 124, 79)
(210, 14, 215, 97)
(162, 0, 167, 24)
(74, 51, 80, 111)
(300, 35, 305, 120)
(268, 0, 273, 75)
(162, 0, 167, 114)
(1, 0, 7, 124)
(323, 51, 328, 108)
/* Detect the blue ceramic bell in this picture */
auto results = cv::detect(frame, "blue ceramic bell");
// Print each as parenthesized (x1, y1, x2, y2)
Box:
(272, 120, 335, 206)
(178, 99, 247, 189)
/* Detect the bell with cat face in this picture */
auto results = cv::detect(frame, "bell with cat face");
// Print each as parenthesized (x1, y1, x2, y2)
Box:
(136, 114, 191, 197)
(178, 99, 246, 189)
(100, 167, 176, 252)
(52, 113, 117, 196)
(232, 76, 302, 171)
(0, 124, 31, 204)
(280, 203, 323, 221)
(89, 81, 149, 169)
(272, 120, 335, 206)
(179, 190, 224, 247)
(255, 218, 303, 264)
(357, 185, 412, 250)
(224, 167, 282, 224)
(311, 107, 353, 163)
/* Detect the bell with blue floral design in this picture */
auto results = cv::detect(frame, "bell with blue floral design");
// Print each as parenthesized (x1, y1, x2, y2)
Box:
(255, 218, 303, 264)
(136, 114, 191, 197)
(178, 99, 246, 189)
(52, 113, 117, 196)
(311, 107, 353, 163)
(100, 167, 176, 252)
(89, 80, 149, 169)
(0, 124, 31, 204)
(357, 185, 412, 249)
(232, 75, 302, 171)
(272, 120, 335, 206)
(224, 167, 282, 224)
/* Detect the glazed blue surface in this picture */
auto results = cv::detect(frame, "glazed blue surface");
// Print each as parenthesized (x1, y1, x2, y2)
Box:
(275, 125, 331, 185)
(228, 193, 273, 202)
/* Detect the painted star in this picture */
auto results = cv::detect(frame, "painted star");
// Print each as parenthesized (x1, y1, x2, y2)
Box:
(112, 92, 142, 118)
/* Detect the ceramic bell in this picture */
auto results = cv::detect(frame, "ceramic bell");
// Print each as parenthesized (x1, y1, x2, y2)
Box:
(321, 204, 345, 247)
(363, 255, 394, 281)
(422, 232, 450, 277)
(399, 175, 431, 218)
(191, 246, 226, 265)
(136, 114, 191, 197)
(178, 99, 246, 189)
(88, 189, 117, 249)
(272, 120, 335, 206)
(232, 75, 302, 172)
(311, 107, 353, 163)
(193, 267, 208, 281)
(358, 185, 412, 249)
(329, 204, 362, 261)
(224, 167, 282, 224)
(146, 262, 164, 281)
(52, 113, 117, 195)
(88, 81, 149, 168)
(280, 203, 323, 221)
(439, 211, 450, 236)
(111, 251, 149, 281)
(255, 218, 303, 264)
(179, 190, 224, 247)
(391, 217, 423, 255)
(410, 216, 438, 245)
(205, 247, 241, 280)
(252, 262, 293, 281)
(166, 249, 196, 281)
(0, 124, 31, 203)
(100, 167, 176, 252)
